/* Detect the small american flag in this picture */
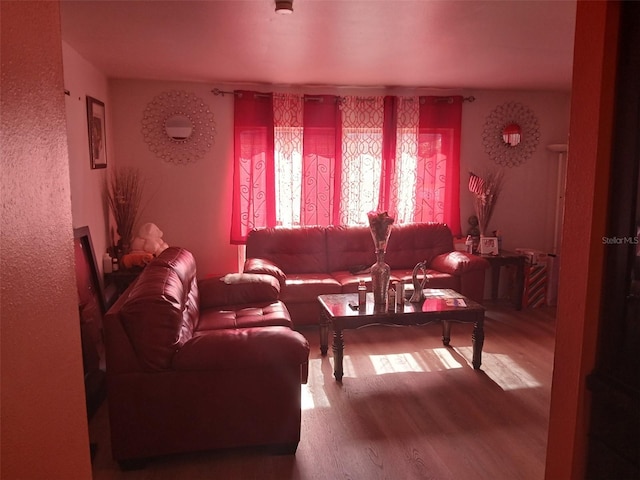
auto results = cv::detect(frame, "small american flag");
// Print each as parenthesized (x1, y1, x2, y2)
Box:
(468, 172, 485, 195)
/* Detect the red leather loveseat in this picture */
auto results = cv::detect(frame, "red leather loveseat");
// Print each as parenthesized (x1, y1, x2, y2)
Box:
(103, 247, 310, 467)
(244, 222, 489, 327)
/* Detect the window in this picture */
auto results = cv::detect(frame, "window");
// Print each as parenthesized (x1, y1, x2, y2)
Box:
(232, 92, 462, 243)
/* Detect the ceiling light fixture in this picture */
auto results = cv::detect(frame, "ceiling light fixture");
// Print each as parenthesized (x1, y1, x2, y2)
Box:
(275, 0, 293, 14)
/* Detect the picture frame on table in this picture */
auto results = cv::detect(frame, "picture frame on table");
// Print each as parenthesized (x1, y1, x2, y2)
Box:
(480, 236, 499, 255)
(86, 96, 107, 169)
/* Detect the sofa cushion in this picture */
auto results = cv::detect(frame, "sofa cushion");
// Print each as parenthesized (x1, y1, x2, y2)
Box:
(390, 268, 459, 291)
(385, 223, 454, 268)
(281, 273, 342, 304)
(246, 226, 328, 274)
(197, 301, 293, 331)
(172, 326, 310, 371)
(331, 270, 368, 292)
(120, 265, 192, 371)
(150, 247, 200, 346)
(118, 247, 199, 371)
(331, 269, 458, 293)
(326, 225, 377, 273)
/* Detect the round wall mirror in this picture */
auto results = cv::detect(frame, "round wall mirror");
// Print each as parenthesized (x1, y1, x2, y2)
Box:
(141, 90, 215, 165)
(482, 102, 539, 167)
(165, 114, 193, 141)
(502, 123, 522, 146)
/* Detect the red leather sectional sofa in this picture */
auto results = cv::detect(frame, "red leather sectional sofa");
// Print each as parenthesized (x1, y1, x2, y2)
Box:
(244, 222, 490, 327)
(103, 247, 310, 467)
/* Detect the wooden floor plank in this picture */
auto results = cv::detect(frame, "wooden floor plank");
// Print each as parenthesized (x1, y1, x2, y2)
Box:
(89, 303, 556, 480)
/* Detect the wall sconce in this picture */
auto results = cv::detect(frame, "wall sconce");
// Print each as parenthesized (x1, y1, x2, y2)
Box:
(275, 0, 293, 14)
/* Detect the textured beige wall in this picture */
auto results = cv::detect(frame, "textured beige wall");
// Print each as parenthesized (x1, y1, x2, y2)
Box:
(1, 1, 92, 478)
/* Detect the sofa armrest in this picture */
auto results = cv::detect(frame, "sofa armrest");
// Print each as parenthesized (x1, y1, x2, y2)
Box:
(430, 251, 490, 275)
(198, 273, 280, 309)
(244, 257, 287, 289)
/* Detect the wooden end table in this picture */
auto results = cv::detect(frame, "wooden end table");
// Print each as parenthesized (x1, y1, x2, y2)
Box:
(479, 251, 526, 310)
(105, 267, 143, 295)
(318, 289, 485, 381)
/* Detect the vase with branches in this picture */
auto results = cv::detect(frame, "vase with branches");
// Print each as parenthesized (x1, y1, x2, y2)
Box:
(468, 169, 505, 236)
(107, 167, 145, 257)
(368, 211, 394, 310)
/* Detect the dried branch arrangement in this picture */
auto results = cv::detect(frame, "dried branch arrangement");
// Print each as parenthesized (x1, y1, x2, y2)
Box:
(468, 169, 505, 236)
(107, 167, 145, 254)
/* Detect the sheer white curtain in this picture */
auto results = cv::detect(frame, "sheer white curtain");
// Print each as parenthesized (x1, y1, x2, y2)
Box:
(339, 96, 385, 225)
(274, 94, 303, 226)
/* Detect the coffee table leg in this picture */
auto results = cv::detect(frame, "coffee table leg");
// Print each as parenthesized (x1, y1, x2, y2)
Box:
(333, 328, 344, 381)
(442, 320, 451, 346)
(320, 311, 329, 356)
(472, 317, 485, 369)
(515, 259, 525, 311)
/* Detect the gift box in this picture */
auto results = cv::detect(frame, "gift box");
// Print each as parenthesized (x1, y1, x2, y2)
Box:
(515, 248, 548, 265)
(522, 263, 547, 308)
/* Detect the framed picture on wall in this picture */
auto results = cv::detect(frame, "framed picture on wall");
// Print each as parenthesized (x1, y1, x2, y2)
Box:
(86, 96, 107, 169)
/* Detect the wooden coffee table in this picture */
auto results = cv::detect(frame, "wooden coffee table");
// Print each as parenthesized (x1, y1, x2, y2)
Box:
(318, 289, 485, 381)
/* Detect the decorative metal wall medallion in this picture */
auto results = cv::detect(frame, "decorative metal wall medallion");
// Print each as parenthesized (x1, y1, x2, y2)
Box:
(141, 90, 215, 165)
(482, 102, 540, 167)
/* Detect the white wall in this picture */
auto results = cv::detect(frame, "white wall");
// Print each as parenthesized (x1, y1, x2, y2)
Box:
(62, 41, 113, 277)
(109, 80, 238, 277)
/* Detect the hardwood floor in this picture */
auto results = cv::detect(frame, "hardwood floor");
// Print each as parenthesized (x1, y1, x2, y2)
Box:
(89, 303, 556, 480)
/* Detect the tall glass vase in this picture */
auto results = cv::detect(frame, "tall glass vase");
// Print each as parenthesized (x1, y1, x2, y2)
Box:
(371, 250, 391, 312)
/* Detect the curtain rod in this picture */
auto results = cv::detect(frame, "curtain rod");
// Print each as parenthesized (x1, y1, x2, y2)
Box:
(212, 88, 475, 103)
(212, 89, 325, 100)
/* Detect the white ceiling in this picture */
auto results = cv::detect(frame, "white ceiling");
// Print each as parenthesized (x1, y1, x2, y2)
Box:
(60, 0, 577, 91)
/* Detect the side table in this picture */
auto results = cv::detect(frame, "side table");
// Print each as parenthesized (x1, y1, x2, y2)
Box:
(479, 251, 525, 310)
(105, 267, 143, 296)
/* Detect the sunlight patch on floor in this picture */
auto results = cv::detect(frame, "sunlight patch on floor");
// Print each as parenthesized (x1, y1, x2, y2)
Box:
(301, 358, 330, 410)
(359, 347, 464, 376)
(456, 346, 542, 390)
(369, 352, 425, 374)
(366, 348, 465, 374)
(341, 355, 356, 379)
(431, 347, 465, 370)
(300, 346, 541, 410)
